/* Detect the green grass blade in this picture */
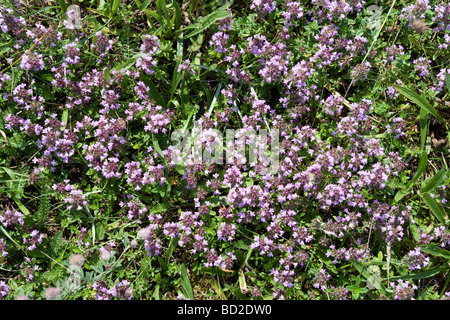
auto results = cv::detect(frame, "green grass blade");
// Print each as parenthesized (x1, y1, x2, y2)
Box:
(420, 245, 450, 260)
(140, 0, 152, 11)
(390, 267, 446, 281)
(421, 168, 447, 194)
(139, 74, 167, 108)
(0, 225, 23, 249)
(12, 196, 30, 216)
(394, 85, 445, 123)
(420, 192, 447, 224)
(445, 74, 450, 92)
(185, 7, 231, 39)
(110, 0, 121, 18)
(180, 263, 194, 300)
(57, 0, 67, 13)
(419, 107, 428, 149)
(165, 236, 178, 265)
(172, 0, 182, 32)
(170, 34, 184, 99)
(395, 150, 427, 202)
(206, 81, 223, 117)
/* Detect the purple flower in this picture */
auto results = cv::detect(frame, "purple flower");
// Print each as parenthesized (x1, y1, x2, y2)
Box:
(403, 247, 430, 271)
(20, 52, 45, 71)
(140, 34, 160, 54)
(204, 248, 223, 267)
(313, 268, 331, 291)
(63, 42, 80, 64)
(413, 57, 431, 77)
(250, 0, 276, 14)
(0, 281, 10, 299)
(210, 31, 229, 53)
(247, 34, 269, 55)
(390, 279, 417, 300)
(217, 222, 236, 241)
(431, 68, 450, 93)
(163, 222, 182, 239)
(23, 230, 45, 251)
(177, 59, 194, 75)
(0, 209, 24, 227)
(136, 53, 157, 74)
(433, 4, 450, 32)
(350, 61, 371, 83)
(400, 0, 430, 24)
(0, 238, 7, 257)
(91, 30, 114, 58)
(64, 188, 88, 211)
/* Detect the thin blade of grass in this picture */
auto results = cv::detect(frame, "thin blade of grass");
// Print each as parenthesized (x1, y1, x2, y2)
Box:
(180, 263, 194, 300)
(184, 5, 231, 39)
(165, 236, 178, 265)
(172, 0, 182, 31)
(394, 85, 445, 123)
(395, 150, 427, 202)
(421, 168, 447, 194)
(140, 0, 152, 11)
(0, 225, 22, 249)
(110, 0, 121, 19)
(420, 107, 428, 149)
(206, 81, 223, 118)
(420, 192, 447, 224)
(389, 267, 446, 281)
(139, 74, 167, 108)
(57, 0, 67, 13)
(170, 33, 184, 99)
(420, 245, 450, 260)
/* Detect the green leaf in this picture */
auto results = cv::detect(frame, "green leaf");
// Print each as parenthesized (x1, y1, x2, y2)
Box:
(151, 134, 166, 163)
(0, 225, 22, 249)
(420, 193, 447, 224)
(139, 74, 167, 109)
(390, 267, 446, 281)
(419, 107, 428, 150)
(57, 0, 67, 13)
(394, 85, 445, 123)
(206, 81, 223, 117)
(103, 66, 111, 83)
(352, 261, 387, 297)
(140, 0, 152, 11)
(180, 263, 194, 300)
(47, 231, 64, 258)
(110, 0, 120, 18)
(165, 236, 178, 265)
(0, 39, 14, 55)
(11, 195, 29, 216)
(184, 6, 231, 39)
(157, 0, 169, 20)
(410, 224, 420, 242)
(37, 192, 51, 228)
(395, 150, 427, 202)
(61, 109, 69, 129)
(421, 168, 447, 194)
(150, 202, 172, 214)
(172, 0, 182, 31)
(445, 73, 450, 92)
(420, 245, 450, 260)
(170, 33, 184, 99)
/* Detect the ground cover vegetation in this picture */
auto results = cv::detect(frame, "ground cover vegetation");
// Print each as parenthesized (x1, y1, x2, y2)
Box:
(0, 0, 450, 300)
